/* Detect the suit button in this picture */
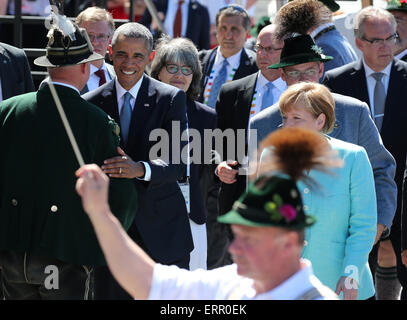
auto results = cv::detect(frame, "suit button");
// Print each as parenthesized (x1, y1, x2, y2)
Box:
(11, 199, 18, 206)
(50, 205, 58, 213)
(303, 188, 310, 194)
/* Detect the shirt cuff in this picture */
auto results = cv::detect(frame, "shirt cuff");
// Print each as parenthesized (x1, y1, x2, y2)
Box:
(137, 161, 151, 181)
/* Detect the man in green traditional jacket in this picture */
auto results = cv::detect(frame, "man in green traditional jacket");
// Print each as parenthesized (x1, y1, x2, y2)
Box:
(0, 20, 138, 300)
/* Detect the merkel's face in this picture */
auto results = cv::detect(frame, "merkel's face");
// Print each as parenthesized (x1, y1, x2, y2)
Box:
(281, 104, 325, 132)
(110, 35, 150, 90)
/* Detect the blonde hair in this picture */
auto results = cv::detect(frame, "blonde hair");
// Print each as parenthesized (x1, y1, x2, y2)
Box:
(279, 82, 336, 133)
(76, 7, 115, 36)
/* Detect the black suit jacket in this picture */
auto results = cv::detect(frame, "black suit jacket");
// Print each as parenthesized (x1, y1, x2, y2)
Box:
(0, 42, 34, 100)
(83, 76, 193, 264)
(215, 72, 258, 216)
(198, 47, 258, 104)
(139, 0, 210, 50)
(185, 98, 217, 224)
(323, 59, 407, 245)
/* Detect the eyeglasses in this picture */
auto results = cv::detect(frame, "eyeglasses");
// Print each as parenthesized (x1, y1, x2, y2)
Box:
(165, 64, 193, 76)
(283, 68, 320, 80)
(253, 44, 283, 54)
(88, 33, 110, 42)
(361, 34, 398, 46)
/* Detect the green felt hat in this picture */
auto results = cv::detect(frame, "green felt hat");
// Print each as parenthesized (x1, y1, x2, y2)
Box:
(34, 22, 103, 68)
(386, 0, 407, 12)
(250, 16, 272, 38)
(218, 174, 316, 230)
(268, 34, 333, 69)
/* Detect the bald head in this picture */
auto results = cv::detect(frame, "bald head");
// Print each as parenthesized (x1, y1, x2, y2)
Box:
(255, 24, 284, 81)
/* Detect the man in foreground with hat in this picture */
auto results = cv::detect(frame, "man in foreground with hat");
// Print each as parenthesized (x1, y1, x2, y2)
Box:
(0, 18, 138, 299)
(75, 127, 339, 300)
(387, 0, 407, 61)
(249, 34, 397, 275)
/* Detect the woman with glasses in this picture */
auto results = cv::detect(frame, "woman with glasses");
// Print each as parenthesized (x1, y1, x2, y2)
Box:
(150, 36, 217, 271)
(258, 82, 377, 300)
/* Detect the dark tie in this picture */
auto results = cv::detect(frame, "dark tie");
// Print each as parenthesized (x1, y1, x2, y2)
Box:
(120, 92, 132, 145)
(372, 72, 386, 131)
(173, 0, 184, 38)
(207, 59, 228, 108)
(261, 82, 274, 111)
(94, 68, 107, 86)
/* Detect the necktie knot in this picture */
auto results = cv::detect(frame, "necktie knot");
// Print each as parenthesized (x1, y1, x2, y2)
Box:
(95, 68, 107, 86)
(372, 72, 384, 82)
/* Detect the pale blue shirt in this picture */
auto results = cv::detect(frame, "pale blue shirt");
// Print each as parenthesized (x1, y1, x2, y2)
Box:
(115, 76, 151, 181)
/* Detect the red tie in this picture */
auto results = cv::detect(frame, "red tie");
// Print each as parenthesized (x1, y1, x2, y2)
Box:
(95, 68, 107, 86)
(173, 0, 184, 38)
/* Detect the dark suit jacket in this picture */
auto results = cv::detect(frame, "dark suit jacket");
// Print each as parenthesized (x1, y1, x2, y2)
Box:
(323, 59, 407, 243)
(0, 42, 34, 100)
(198, 47, 258, 104)
(83, 76, 193, 264)
(215, 72, 258, 216)
(139, 0, 210, 50)
(0, 84, 138, 267)
(185, 98, 217, 225)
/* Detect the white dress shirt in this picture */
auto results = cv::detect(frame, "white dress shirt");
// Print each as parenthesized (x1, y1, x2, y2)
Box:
(362, 59, 392, 120)
(163, 0, 190, 38)
(148, 259, 332, 300)
(115, 76, 151, 181)
(87, 62, 113, 92)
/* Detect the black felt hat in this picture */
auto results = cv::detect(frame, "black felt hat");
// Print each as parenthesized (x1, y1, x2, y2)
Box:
(268, 34, 333, 69)
(386, 0, 407, 12)
(34, 22, 103, 68)
(218, 174, 316, 230)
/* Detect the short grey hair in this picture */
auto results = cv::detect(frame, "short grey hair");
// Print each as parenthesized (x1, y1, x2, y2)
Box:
(354, 6, 397, 39)
(76, 7, 115, 36)
(111, 22, 153, 52)
(150, 36, 202, 100)
(215, 4, 251, 31)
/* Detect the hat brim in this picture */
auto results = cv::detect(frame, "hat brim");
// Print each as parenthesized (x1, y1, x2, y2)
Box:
(268, 55, 333, 69)
(218, 209, 316, 229)
(34, 52, 104, 68)
(386, 6, 407, 12)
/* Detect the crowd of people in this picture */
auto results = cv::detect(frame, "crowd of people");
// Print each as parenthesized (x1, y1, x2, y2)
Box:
(0, 0, 406, 301)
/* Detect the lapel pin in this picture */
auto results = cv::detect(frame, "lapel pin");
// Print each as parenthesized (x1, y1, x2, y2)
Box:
(144, 103, 150, 107)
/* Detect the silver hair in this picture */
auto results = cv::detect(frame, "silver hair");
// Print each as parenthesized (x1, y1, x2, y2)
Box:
(354, 6, 397, 39)
(111, 22, 153, 52)
(150, 36, 202, 100)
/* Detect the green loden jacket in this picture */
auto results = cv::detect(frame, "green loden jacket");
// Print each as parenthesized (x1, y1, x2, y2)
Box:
(0, 84, 138, 267)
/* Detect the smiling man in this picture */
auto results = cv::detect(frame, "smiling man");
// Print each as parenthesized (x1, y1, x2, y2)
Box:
(83, 22, 193, 300)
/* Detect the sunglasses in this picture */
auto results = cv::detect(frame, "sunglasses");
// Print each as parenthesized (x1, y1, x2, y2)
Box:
(219, 4, 246, 13)
(165, 64, 193, 76)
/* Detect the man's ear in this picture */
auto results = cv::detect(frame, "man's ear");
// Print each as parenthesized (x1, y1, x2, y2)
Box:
(149, 50, 156, 62)
(355, 37, 363, 51)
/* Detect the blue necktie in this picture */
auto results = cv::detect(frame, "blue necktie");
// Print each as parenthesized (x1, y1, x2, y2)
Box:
(372, 72, 385, 131)
(120, 92, 132, 145)
(261, 82, 274, 111)
(207, 58, 229, 108)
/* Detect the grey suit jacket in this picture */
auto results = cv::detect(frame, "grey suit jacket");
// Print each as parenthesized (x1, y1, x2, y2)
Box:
(0, 42, 34, 100)
(249, 92, 397, 229)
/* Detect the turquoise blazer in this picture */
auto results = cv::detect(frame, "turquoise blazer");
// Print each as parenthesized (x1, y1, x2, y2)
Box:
(298, 137, 377, 300)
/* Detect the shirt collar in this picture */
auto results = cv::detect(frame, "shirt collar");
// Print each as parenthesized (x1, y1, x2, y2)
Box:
(362, 58, 392, 79)
(50, 81, 80, 94)
(310, 22, 335, 39)
(215, 47, 243, 69)
(115, 74, 144, 101)
(90, 61, 107, 74)
(258, 71, 287, 92)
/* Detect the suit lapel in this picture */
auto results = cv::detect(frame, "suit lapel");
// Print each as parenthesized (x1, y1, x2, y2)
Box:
(349, 60, 370, 107)
(0, 46, 16, 100)
(235, 73, 258, 131)
(126, 76, 155, 155)
(186, 1, 198, 40)
(234, 49, 251, 80)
